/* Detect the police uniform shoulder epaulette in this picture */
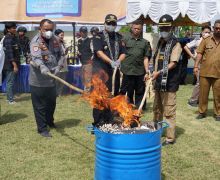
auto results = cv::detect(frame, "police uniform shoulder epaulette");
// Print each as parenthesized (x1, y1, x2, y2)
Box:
(53, 35, 60, 41)
(31, 35, 40, 44)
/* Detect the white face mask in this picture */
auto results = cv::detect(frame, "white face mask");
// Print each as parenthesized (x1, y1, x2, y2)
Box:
(160, 31, 170, 39)
(43, 31, 53, 39)
(105, 25, 116, 32)
(202, 32, 210, 38)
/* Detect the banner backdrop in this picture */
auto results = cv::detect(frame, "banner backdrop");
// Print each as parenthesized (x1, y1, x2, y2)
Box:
(0, 0, 126, 24)
(26, 0, 81, 17)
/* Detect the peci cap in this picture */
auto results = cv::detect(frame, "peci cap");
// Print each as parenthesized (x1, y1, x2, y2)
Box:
(158, 14, 173, 27)
(105, 14, 117, 23)
(17, 26, 27, 33)
(79, 26, 88, 33)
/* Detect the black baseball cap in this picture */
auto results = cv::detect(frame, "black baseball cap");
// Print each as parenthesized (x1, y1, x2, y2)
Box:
(105, 14, 117, 23)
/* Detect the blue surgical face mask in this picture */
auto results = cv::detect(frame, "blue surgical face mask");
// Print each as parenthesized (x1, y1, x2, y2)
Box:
(105, 24, 116, 32)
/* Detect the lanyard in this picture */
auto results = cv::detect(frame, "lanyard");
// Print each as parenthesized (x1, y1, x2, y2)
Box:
(161, 38, 173, 91)
(103, 30, 119, 61)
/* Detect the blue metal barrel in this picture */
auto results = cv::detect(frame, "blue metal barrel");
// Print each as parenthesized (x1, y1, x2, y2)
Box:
(92, 123, 167, 180)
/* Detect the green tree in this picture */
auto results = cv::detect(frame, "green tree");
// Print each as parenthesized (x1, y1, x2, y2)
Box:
(119, 25, 130, 33)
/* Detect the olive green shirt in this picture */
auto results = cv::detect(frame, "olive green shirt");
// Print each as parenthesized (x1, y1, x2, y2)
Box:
(121, 33, 152, 75)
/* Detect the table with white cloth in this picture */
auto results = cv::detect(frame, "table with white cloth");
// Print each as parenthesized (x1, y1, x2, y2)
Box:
(0, 64, 83, 94)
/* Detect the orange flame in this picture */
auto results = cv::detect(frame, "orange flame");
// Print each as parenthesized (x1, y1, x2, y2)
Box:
(110, 95, 140, 127)
(83, 73, 111, 110)
(83, 71, 141, 127)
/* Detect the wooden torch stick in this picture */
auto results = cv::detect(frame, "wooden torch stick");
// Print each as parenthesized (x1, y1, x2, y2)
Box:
(138, 78, 153, 113)
(30, 61, 84, 93)
(111, 68, 117, 96)
(47, 72, 84, 93)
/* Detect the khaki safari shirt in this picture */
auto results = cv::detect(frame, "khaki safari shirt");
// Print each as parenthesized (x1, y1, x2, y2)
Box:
(197, 35, 220, 78)
(155, 41, 182, 71)
(121, 33, 152, 76)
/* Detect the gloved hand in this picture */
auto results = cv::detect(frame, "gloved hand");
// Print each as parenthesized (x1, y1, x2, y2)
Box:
(110, 60, 117, 69)
(51, 66, 61, 75)
(115, 59, 121, 68)
(40, 65, 50, 76)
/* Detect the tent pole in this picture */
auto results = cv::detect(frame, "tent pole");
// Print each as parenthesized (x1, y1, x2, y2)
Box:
(72, 22, 76, 64)
(191, 26, 194, 37)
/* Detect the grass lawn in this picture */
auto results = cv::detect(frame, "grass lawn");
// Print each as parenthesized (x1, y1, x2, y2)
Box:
(0, 84, 220, 180)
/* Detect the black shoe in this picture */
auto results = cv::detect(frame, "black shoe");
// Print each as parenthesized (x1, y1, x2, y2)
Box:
(162, 140, 175, 146)
(215, 116, 220, 121)
(196, 114, 206, 119)
(39, 131, 52, 138)
(188, 100, 198, 107)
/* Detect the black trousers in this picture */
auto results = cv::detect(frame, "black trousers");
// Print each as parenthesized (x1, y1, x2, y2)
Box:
(120, 74, 145, 108)
(30, 86, 56, 133)
(179, 61, 188, 85)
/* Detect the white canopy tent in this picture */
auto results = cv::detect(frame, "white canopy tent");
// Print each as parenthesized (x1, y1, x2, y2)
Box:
(126, 0, 220, 25)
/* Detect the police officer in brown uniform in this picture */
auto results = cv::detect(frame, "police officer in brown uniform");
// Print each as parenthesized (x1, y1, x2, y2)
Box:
(194, 20, 220, 121)
(152, 15, 182, 145)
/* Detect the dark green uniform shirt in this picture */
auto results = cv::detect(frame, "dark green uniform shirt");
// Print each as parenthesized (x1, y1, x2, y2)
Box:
(121, 33, 152, 76)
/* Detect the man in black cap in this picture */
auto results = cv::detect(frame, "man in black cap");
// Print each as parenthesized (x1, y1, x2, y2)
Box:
(77, 26, 93, 91)
(90, 26, 99, 37)
(93, 14, 126, 95)
(152, 14, 182, 145)
(92, 14, 126, 126)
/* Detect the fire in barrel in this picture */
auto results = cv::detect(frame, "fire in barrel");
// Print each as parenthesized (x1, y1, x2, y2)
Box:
(84, 73, 167, 180)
